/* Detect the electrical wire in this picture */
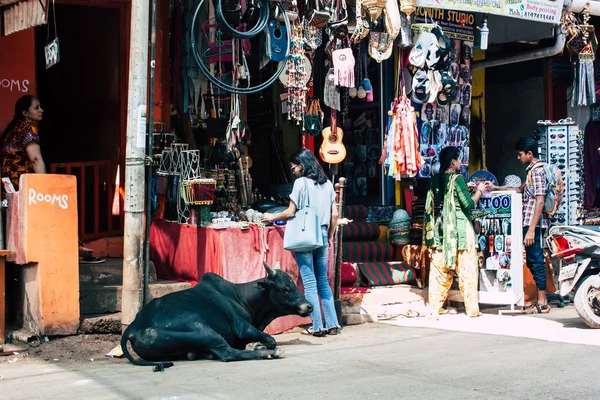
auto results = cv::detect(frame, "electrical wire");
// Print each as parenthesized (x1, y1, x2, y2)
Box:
(214, 0, 270, 38)
(191, 0, 291, 94)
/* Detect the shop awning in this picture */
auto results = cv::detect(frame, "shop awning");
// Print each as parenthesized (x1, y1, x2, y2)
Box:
(416, 0, 564, 24)
(1, 0, 47, 36)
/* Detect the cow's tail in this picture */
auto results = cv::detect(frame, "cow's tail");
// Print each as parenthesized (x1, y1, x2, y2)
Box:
(121, 324, 174, 372)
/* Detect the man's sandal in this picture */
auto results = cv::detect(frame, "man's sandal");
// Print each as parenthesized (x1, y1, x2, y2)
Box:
(525, 303, 551, 314)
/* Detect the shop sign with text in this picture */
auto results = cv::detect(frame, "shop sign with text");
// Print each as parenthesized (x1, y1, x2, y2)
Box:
(414, 8, 476, 41)
(416, 0, 563, 24)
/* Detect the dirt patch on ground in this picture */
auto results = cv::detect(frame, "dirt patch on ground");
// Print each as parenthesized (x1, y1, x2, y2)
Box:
(0, 334, 122, 365)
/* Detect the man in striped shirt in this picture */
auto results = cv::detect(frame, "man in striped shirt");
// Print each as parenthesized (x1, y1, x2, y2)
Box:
(486, 138, 550, 314)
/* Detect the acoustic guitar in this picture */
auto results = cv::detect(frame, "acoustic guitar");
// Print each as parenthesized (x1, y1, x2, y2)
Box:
(319, 108, 347, 164)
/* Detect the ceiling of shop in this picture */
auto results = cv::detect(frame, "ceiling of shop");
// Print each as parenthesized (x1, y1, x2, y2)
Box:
(481, 14, 557, 45)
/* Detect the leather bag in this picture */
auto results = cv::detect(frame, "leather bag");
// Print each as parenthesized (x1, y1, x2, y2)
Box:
(283, 178, 324, 252)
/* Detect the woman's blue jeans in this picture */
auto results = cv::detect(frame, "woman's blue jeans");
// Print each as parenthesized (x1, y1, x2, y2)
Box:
(293, 227, 341, 332)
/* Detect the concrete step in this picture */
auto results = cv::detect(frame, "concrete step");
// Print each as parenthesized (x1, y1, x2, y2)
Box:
(80, 280, 192, 315)
(341, 285, 427, 325)
(79, 258, 157, 286)
(80, 312, 122, 334)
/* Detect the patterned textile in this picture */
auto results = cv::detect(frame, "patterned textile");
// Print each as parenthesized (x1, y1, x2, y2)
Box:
(400, 245, 428, 270)
(341, 262, 359, 286)
(343, 241, 394, 263)
(366, 206, 396, 223)
(503, 174, 522, 188)
(358, 262, 416, 287)
(342, 222, 381, 241)
(1, 121, 40, 190)
(344, 205, 368, 221)
(340, 286, 371, 294)
(428, 248, 479, 317)
(524, 160, 549, 229)
(388, 209, 412, 245)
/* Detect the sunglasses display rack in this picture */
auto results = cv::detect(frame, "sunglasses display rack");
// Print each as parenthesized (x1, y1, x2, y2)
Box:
(538, 124, 584, 226)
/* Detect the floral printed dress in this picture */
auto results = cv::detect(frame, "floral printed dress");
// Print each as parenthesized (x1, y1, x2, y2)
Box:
(1, 120, 40, 191)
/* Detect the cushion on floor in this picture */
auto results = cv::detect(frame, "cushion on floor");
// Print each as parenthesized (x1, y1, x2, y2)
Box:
(343, 242, 394, 263)
(344, 205, 368, 221)
(358, 262, 417, 287)
(341, 262, 359, 286)
(342, 222, 381, 242)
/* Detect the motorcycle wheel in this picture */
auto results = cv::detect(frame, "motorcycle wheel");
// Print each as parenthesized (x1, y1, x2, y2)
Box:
(574, 274, 600, 329)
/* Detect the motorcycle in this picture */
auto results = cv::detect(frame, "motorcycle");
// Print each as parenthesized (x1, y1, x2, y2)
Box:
(546, 225, 600, 328)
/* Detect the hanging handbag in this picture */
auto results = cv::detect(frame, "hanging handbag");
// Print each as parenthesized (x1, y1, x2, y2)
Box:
(307, 0, 331, 28)
(283, 178, 324, 252)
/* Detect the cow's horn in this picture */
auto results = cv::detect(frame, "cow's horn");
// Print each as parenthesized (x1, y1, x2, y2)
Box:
(273, 260, 281, 270)
(263, 262, 276, 277)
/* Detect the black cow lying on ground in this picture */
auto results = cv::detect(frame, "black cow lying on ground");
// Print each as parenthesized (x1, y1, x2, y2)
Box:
(121, 262, 313, 371)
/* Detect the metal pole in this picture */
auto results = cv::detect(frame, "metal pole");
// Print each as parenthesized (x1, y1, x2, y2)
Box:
(143, 0, 157, 305)
(122, 0, 150, 330)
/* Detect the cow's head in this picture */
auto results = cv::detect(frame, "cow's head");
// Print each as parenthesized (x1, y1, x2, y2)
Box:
(258, 262, 313, 317)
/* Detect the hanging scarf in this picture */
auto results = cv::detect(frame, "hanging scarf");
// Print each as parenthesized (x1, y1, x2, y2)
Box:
(422, 173, 461, 268)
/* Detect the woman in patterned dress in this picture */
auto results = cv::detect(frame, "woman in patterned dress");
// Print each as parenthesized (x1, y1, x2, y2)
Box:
(1, 95, 46, 190)
(423, 146, 484, 317)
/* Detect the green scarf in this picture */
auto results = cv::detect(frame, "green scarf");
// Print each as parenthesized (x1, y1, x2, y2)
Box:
(422, 174, 460, 268)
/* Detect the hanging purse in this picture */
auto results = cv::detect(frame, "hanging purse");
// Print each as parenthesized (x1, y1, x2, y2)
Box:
(303, 18, 323, 50)
(307, 0, 331, 28)
(332, 47, 356, 87)
(368, 31, 393, 62)
(328, 0, 349, 39)
(283, 178, 324, 252)
(304, 100, 324, 136)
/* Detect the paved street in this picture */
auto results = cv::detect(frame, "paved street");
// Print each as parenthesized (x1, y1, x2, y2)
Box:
(1, 305, 599, 400)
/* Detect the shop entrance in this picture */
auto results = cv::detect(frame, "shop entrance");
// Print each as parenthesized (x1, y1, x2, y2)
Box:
(34, 2, 127, 240)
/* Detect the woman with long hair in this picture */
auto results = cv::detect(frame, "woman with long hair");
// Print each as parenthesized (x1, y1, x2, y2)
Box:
(423, 146, 484, 317)
(1, 95, 46, 190)
(261, 148, 341, 336)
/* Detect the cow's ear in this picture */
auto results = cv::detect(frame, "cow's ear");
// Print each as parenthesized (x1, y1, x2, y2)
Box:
(263, 262, 277, 278)
(257, 280, 273, 290)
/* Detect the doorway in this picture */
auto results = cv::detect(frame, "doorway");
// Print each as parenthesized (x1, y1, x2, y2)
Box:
(34, 3, 126, 239)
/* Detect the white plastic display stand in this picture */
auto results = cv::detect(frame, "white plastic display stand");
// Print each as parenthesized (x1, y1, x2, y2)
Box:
(447, 191, 525, 314)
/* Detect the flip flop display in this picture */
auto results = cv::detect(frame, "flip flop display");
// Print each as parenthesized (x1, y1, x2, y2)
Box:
(411, 69, 430, 104)
(404, 24, 473, 179)
(437, 71, 457, 105)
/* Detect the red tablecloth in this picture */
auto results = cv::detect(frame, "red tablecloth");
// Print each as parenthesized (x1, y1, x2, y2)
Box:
(150, 219, 334, 334)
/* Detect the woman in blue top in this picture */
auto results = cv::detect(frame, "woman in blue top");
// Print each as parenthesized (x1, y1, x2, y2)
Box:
(261, 148, 341, 336)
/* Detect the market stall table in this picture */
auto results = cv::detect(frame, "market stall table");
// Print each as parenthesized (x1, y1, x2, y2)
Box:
(150, 219, 334, 334)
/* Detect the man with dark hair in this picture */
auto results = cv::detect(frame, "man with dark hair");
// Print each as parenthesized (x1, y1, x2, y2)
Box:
(486, 137, 550, 313)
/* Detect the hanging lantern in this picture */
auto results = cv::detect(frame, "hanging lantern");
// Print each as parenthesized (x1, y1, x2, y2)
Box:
(400, 0, 416, 20)
(398, 11, 413, 48)
(479, 17, 489, 51)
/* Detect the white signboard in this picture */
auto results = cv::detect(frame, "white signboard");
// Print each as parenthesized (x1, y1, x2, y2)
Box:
(416, 0, 564, 24)
(449, 191, 525, 307)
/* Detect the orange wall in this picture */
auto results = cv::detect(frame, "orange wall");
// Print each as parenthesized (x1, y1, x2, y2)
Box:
(0, 29, 36, 132)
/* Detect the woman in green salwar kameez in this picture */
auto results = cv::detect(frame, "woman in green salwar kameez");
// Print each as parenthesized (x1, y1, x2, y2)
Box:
(423, 147, 485, 317)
